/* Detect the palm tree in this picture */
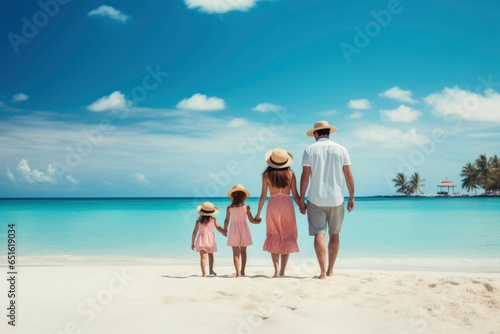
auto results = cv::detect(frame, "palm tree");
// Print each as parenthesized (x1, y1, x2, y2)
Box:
(461, 162, 479, 194)
(489, 155, 500, 190)
(475, 154, 491, 190)
(409, 172, 426, 195)
(392, 173, 409, 195)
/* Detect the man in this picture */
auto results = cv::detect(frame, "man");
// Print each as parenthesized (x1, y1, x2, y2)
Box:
(299, 120, 355, 279)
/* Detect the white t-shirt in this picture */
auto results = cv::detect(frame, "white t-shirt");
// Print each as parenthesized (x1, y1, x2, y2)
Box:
(301, 138, 351, 207)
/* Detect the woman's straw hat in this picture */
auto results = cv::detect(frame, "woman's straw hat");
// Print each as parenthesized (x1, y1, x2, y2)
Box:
(306, 120, 337, 137)
(196, 202, 220, 216)
(265, 148, 294, 169)
(226, 184, 251, 198)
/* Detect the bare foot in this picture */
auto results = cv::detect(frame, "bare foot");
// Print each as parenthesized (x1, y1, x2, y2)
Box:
(272, 273, 280, 278)
(326, 271, 333, 277)
(209, 271, 217, 276)
(314, 274, 326, 280)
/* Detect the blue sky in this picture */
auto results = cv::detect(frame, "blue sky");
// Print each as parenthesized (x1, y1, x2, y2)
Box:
(1, 0, 499, 197)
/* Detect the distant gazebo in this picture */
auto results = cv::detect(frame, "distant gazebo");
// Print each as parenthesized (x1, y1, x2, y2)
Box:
(437, 178, 456, 195)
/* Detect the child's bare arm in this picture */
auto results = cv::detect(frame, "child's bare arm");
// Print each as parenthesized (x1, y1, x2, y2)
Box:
(223, 207, 230, 231)
(191, 221, 199, 250)
(214, 219, 227, 237)
(246, 205, 260, 224)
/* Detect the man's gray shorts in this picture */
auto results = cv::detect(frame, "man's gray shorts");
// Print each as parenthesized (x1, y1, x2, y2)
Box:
(307, 201, 345, 235)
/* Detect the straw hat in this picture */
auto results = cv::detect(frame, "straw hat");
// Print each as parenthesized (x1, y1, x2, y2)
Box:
(196, 202, 220, 216)
(226, 184, 251, 198)
(306, 120, 337, 137)
(265, 148, 294, 169)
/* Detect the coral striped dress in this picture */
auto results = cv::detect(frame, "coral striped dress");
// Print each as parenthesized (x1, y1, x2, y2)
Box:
(227, 205, 253, 247)
(263, 193, 299, 254)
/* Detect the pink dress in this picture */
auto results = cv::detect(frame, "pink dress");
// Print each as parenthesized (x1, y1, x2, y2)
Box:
(263, 193, 299, 254)
(227, 205, 253, 247)
(195, 218, 217, 253)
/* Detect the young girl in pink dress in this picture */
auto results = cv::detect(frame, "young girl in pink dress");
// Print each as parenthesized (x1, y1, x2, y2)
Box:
(191, 202, 227, 277)
(224, 184, 261, 277)
(255, 148, 300, 277)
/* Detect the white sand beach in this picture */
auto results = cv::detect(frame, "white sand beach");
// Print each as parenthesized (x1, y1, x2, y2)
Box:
(2, 257, 499, 334)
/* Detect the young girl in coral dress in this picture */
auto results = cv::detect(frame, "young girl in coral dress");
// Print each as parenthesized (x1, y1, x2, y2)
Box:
(191, 202, 226, 277)
(224, 184, 261, 277)
(255, 148, 300, 277)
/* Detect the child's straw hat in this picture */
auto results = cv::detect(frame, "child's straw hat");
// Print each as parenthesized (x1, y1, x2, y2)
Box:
(226, 184, 251, 198)
(196, 202, 220, 216)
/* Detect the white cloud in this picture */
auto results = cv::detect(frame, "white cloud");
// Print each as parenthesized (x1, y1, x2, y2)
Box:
(0, 111, 313, 196)
(88, 91, 129, 112)
(184, 0, 257, 13)
(380, 105, 421, 123)
(228, 118, 248, 128)
(252, 103, 283, 113)
(16, 159, 32, 182)
(176, 93, 225, 111)
(6, 167, 15, 183)
(87, 5, 130, 23)
(379, 86, 416, 103)
(349, 111, 363, 119)
(425, 87, 500, 123)
(12, 92, 29, 102)
(348, 99, 371, 110)
(354, 125, 428, 148)
(134, 172, 149, 186)
(15, 159, 57, 184)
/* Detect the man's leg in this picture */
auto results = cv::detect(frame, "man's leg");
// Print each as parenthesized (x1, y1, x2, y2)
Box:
(326, 234, 340, 276)
(308, 201, 328, 280)
(314, 233, 327, 279)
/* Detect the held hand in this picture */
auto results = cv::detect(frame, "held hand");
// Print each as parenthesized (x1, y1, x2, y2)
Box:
(255, 217, 262, 223)
(347, 198, 355, 212)
(299, 200, 307, 215)
(191, 244, 195, 251)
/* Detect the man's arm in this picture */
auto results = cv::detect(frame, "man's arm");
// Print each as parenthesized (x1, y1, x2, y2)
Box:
(299, 166, 311, 214)
(343, 164, 355, 212)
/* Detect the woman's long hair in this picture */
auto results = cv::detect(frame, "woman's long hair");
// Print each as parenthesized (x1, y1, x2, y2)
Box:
(263, 166, 290, 188)
(230, 191, 246, 207)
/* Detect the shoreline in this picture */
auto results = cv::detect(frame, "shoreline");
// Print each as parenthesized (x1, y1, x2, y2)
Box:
(3, 255, 500, 275)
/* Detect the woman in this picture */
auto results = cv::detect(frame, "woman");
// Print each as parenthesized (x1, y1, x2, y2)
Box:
(255, 148, 300, 277)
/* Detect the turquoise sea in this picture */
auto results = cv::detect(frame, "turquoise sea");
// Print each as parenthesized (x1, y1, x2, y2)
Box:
(1, 197, 499, 271)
